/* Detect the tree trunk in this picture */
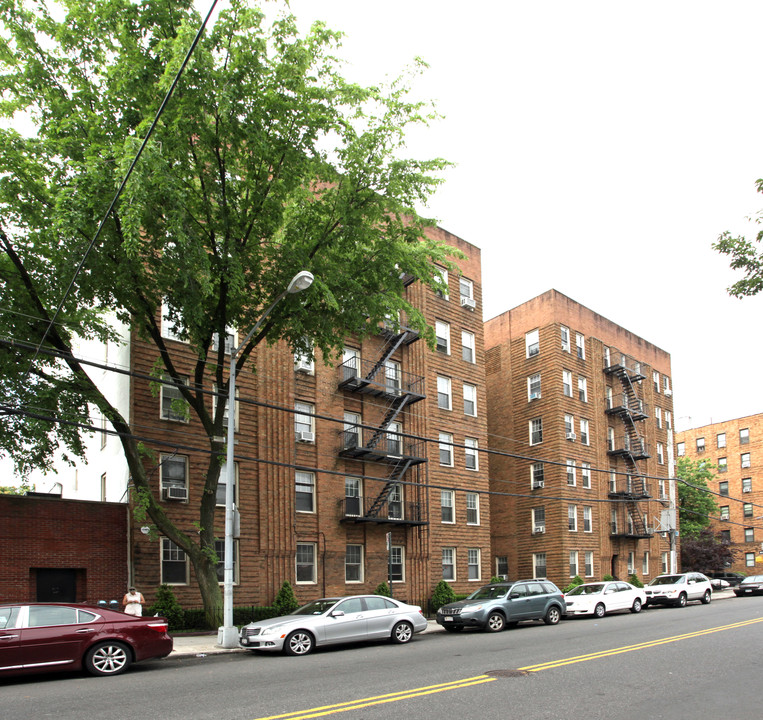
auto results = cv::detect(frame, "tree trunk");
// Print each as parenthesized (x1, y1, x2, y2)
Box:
(191, 550, 225, 629)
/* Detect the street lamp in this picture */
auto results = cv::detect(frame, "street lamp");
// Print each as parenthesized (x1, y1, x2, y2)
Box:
(218, 270, 314, 648)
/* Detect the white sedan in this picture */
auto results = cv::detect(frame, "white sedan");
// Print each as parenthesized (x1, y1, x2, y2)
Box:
(564, 581, 646, 617)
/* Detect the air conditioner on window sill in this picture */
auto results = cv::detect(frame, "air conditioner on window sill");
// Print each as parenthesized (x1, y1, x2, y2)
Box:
(533, 481, 544, 489)
(460, 296, 476, 310)
(529, 392, 541, 400)
(720, 517, 729, 521)
(296, 431, 315, 443)
(533, 526, 545, 534)
(163, 486, 188, 501)
(743, 488, 752, 493)
(566, 432, 577, 441)
(664, 389, 672, 397)
(294, 360, 313, 373)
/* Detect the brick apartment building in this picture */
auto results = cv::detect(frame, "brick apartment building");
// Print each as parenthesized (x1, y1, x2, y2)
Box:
(484, 290, 676, 587)
(129, 226, 490, 609)
(676, 414, 763, 574)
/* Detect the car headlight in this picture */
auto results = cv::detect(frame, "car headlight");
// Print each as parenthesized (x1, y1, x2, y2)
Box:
(260, 625, 285, 636)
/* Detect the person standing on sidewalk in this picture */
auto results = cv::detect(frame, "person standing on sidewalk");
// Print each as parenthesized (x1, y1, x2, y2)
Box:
(122, 586, 146, 616)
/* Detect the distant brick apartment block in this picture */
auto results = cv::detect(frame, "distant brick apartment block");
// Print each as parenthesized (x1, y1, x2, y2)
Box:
(484, 290, 676, 587)
(128, 226, 490, 609)
(676, 414, 763, 573)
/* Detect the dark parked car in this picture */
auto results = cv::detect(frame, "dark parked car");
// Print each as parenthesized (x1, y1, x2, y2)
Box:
(733, 575, 763, 597)
(0, 603, 173, 678)
(707, 571, 745, 587)
(436, 579, 566, 632)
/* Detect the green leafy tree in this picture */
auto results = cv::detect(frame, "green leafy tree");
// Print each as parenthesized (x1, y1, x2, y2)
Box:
(430, 579, 456, 612)
(681, 528, 737, 573)
(676, 457, 719, 539)
(0, 0, 453, 626)
(272, 581, 299, 616)
(562, 575, 584, 593)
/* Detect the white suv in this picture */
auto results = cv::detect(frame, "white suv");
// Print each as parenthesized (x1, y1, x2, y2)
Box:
(643, 572, 712, 608)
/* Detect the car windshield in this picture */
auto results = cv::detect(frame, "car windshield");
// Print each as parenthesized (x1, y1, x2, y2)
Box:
(649, 575, 684, 586)
(742, 576, 763, 584)
(467, 585, 509, 600)
(292, 599, 342, 615)
(567, 584, 604, 596)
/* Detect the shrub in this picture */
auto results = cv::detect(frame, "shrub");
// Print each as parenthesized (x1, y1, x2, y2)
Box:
(272, 581, 300, 616)
(490, 576, 504, 584)
(602, 574, 614, 581)
(430, 580, 456, 612)
(627, 574, 645, 588)
(147, 584, 185, 631)
(374, 581, 391, 597)
(562, 575, 584, 594)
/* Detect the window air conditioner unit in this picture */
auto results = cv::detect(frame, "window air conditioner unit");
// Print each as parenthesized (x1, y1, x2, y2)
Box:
(534, 526, 545, 534)
(533, 481, 544, 489)
(294, 360, 313, 373)
(566, 432, 576, 441)
(529, 391, 541, 400)
(296, 431, 315, 443)
(664, 389, 672, 397)
(497, 574, 508, 581)
(164, 486, 188, 501)
(720, 517, 729, 522)
(743, 488, 751, 493)
(460, 296, 476, 310)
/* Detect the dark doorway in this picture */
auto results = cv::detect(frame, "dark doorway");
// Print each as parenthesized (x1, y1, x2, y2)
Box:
(36, 569, 77, 602)
(610, 555, 619, 580)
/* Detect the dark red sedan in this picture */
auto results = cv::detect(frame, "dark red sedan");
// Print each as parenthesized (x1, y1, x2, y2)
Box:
(0, 603, 173, 678)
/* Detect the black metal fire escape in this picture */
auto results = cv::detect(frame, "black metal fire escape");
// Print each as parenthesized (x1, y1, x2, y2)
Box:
(604, 350, 652, 539)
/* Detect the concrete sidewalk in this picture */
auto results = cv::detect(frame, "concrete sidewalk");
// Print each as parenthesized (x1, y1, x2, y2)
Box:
(169, 589, 737, 658)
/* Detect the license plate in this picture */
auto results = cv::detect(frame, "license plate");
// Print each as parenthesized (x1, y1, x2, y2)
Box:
(443, 616, 453, 622)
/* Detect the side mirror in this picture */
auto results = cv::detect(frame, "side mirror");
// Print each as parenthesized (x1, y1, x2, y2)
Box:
(330, 610, 345, 618)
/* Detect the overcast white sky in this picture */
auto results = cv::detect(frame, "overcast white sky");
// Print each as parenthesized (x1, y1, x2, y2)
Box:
(262, 0, 763, 432)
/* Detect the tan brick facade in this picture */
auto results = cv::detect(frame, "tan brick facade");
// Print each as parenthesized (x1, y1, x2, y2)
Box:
(676, 414, 763, 573)
(485, 290, 675, 588)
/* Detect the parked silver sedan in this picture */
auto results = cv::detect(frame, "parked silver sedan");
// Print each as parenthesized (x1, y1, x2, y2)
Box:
(239, 595, 427, 656)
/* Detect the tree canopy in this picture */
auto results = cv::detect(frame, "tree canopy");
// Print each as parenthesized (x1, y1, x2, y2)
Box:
(676, 456, 719, 539)
(680, 528, 737, 573)
(0, 0, 455, 620)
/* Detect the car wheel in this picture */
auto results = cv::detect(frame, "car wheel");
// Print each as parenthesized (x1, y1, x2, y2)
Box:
(485, 612, 506, 632)
(594, 603, 606, 619)
(544, 606, 561, 625)
(442, 625, 463, 632)
(676, 593, 687, 608)
(701, 590, 711, 605)
(284, 630, 314, 656)
(391, 621, 414, 644)
(84, 641, 132, 676)
(630, 598, 643, 614)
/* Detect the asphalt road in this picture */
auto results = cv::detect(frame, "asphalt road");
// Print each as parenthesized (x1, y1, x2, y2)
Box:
(4, 597, 763, 720)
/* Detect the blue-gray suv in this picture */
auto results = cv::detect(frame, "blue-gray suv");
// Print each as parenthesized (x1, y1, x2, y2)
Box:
(436, 579, 566, 632)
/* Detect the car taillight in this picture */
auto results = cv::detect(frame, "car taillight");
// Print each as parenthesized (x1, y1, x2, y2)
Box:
(147, 621, 169, 633)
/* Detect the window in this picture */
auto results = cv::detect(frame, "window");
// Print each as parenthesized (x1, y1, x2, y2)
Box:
(603, 346, 611, 367)
(459, 277, 474, 304)
(665, 411, 672, 429)
(663, 376, 671, 394)
(294, 401, 314, 441)
(160, 375, 189, 422)
(721, 529, 731, 542)
(608, 427, 615, 452)
(161, 454, 188, 498)
(345, 544, 364, 583)
(562, 369, 572, 397)
(435, 320, 450, 354)
(677, 442, 685, 457)
(580, 418, 590, 446)
(295, 471, 315, 512)
(561, 325, 571, 352)
(161, 538, 188, 584)
(345, 477, 362, 517)
(609, 469, 617, 493)
(462, 330, 476, 363)
(533, 552, 547, 578)
(441, 489, 454, 523)
(467, 549, 481, 580)
(384, 359, 401, 393)
(434, 266, 449, 299)
(466, 492, 480, 525)
(575, 333, 585, 359)
(211, 326, 236, 355)
(526, 329, 539, 358)
(532, 506, 546, 532)
(342, 346, 360, 380)
(744, 502, 753, 518)
(442, 547, 456, 580)
(581, 462, 591, 489)
(643, 552, 650, 575)
(530, 418, 543, 445)
(294, 339, 314, 373)
(496, 556, 509, 578)
(718, 457, 727, 473)
(100, 473, 106, 502)
(465, 437, 479, 470)
(696, 437, 705, 452)
(296, 543, 316, 583)
(719, 480, 728, 497)
(610, 509, 618, 534)
(568, 504, 578, 532)
(439, 432, 454, 466)
(740, 428, 750, 445)
(214, 539, 239, 584)
(388, 484, 404, 520)
(627, 552, 635, 575)
(213, 383, 238, 431)
(743, 477, 752, 493)
(578, 376, 588, 402)
(658, 478, 666, 498)
(531, 462, 545, 488)
(161, 300, 186, 342)
(746, 553, 755, 567)
(655, 407, 662, 429)
(528, 373, 541, 400)
(389, 546, 405, 582)
(745, 528, 755, 543)
(720, 506, 730, 520)
(661, 552, 669, 574)
(216, 462, 239, 507)
(566, 460, 576, 486)
(463, 383, 477, 416)
(741, 453, 751, 469)
(386, 421, 403, 456)
(569, 551, 579, 577)
(585, 551, 594, 577)
(343, 411, 361, 449)
(717, 432, 726, 448)
(583, 506, 592, 533)
(565, 414, 575, 437)
(653, 371, 660, 393)
(657, 443, 664, 465)
(437, 376, 452, 410)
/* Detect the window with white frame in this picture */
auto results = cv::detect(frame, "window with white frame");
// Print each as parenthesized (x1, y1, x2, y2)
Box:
(345, 477, 362, 517)
(581, 462, 591, 489)
(161, 300, 186, 342)
(459, 277, 474, 303)
(467, 548, 481, 580)
(465, 437, 479, 470)
(565, 414, 575, 437)
(744, 502, 753, 518)
(580, 418, 590, 445)
(568, 504, 578, 532)
(627, 551, 635, 575)
(533, 552, 547, 578)
(603, 346, 611, 366)
(642, 551, 649, 575)
(717, 432, 726, 448)
(466, 492, 480, 525)
(161, 538, 188, 584)
(743, 477, 752, 493)
(437, 376, 452, 410)
(566, 459, 576, 486)
(746, 552, 755, 567)
(441, 489, 455, 523)
(342, 346, 360, 380)
(585, 551, 594, 577)
(389, 546, 405, 581)
(561, 326, 571, 352)
(294, 338, 314, 373)
(215, 462, 239, 506)
(384, 359, 401, 393)
(569, 550, 579, 577)
(741, 452, 751, 468)
(657, 442, 664, 464)
(658, 478, 666, 498)
(526, 329, 540, 358)
(608, 427, 615, 452)
(575, 333, 585, 359)
(160, 375, 189, 423)
(214, 539, 239, 584)
(211, 326, 236, 355)
(532, 506, 546, 532)
(434, 266, 449, 299)
(386, 421, 403, 455)
(745, 527, 755, 543)
(530, 418, 543, 445)
(718, 456, 727, 473)
(665, 410, 672, 429)
(696, 437, 705, 452)
(295, 471, 315, 512)
(296, 543, 316, 583)
(720, 505, 730, 520)
(663, 375, 671, 394)
(343, 411, 361, 449)
(345, 544, 364, 583)
(740, 427, 750, 445)
(531, 462, 545, 488)
(212, 383, 239, 432)
(388, 484, 404, 520)
(462, 330, 476, 363)
(583, 506, 592, 533)
(578, 376, 587, 402)
(661, 552, 669, 573)
(161, 454, 188, 498)
(463, 383, 477, 416)
(435, 320, 451, 354)
(611, 508, 618, 534)
(496, 556, 508, 578)
(442, 547, 456, 580)
(562, 369, 572, 397)
(294, 401, 315, 442)
(677, 441, 685, 457)
(655, 407, 662, 428)
(528, 373, 541, 400)
(653, 371, 660, 393)
(439, 432, 454, 466)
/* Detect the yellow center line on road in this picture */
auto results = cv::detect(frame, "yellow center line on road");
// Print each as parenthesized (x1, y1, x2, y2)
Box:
(251, 675, 496, 720)
(519, 616, 763, 672)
